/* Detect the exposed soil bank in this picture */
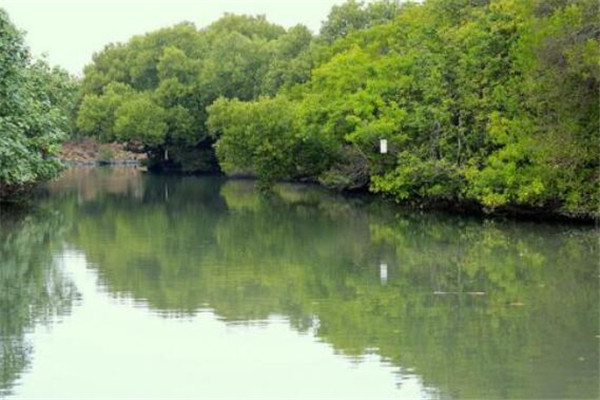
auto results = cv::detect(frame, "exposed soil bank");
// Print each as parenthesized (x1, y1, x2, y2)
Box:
(59, 138, 146, 166)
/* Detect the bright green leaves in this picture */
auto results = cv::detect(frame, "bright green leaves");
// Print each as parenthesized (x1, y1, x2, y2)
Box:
(208, 97, 310, 187)
(460, 0, 600, 214)
(208, 96, 336, 187)
(308, 0, 598, 215)
(71, 0, 598, 216)
(371, 154, 461, 202)
(205, 0, 597, 216)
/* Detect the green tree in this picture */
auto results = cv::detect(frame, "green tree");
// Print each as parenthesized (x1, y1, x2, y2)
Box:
(207, 0, 597, 216)
(261, 24, 314, 95)
(73, 0, 599, 217)
(320, 0, 403, 43)
(114, 93, 168, 146)
(76, 82, 135, 141)
(0, 9, 75, 201)
(208, 97, 300, 187)
(76, 15, 296, 173)
(466, 0, 599, 214)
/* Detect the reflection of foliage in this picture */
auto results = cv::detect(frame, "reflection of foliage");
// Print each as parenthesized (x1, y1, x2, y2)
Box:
(44, 168, 598, 399)
(0, 210, 77, 397)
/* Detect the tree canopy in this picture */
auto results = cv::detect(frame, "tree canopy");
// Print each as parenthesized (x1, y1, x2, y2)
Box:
(0, 9, 77, 201)
(72, 0, 599, 217)
(206, 0, 599, 217)
(76, 16, 314, 173)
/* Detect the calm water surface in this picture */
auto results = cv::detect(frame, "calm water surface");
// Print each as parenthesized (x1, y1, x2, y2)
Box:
(0, 167, 598, 399)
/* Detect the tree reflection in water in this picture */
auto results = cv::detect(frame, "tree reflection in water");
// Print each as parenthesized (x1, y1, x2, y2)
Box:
(5, 167, 598, 399)
(0, 210, 77, 396)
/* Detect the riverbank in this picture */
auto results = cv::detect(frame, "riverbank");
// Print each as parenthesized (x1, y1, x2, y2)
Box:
(69, 164, 597, 224)
(214, 172, 598, 224)
(59, 138, 146, 166)
(3, 166, 596, 400)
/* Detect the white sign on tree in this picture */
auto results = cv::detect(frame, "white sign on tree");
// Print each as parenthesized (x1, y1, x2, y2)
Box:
(380, 139, 388, 154)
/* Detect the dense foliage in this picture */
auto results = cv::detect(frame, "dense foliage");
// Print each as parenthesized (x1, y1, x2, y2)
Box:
(75, 0, 598, 217)
(208, 0, 599, 216)
(0, 9, 77, 201)
(76, 16, 314, 172)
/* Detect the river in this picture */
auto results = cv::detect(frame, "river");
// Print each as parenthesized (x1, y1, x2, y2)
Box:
(0, 167, 597, 399)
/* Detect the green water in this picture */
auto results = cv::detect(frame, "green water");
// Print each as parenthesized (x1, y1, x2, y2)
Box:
(0, 167, 598, 399)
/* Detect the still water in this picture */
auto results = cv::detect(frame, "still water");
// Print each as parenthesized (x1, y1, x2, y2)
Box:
(0, 167, 598, 399)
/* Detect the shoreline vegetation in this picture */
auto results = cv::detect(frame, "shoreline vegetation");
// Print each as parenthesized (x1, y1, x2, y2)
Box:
(1, 1, 598, 221)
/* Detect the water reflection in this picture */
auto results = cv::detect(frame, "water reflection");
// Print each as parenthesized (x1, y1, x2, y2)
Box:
(3, 167, 599, 399)
(0, 210, 77, 397)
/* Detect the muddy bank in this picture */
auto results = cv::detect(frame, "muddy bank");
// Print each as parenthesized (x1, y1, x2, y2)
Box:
(60, 139, 146, 166)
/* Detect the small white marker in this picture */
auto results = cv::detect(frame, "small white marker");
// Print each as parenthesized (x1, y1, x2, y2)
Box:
(380, 139, 388, 154)
(380, 263, 388, 284)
